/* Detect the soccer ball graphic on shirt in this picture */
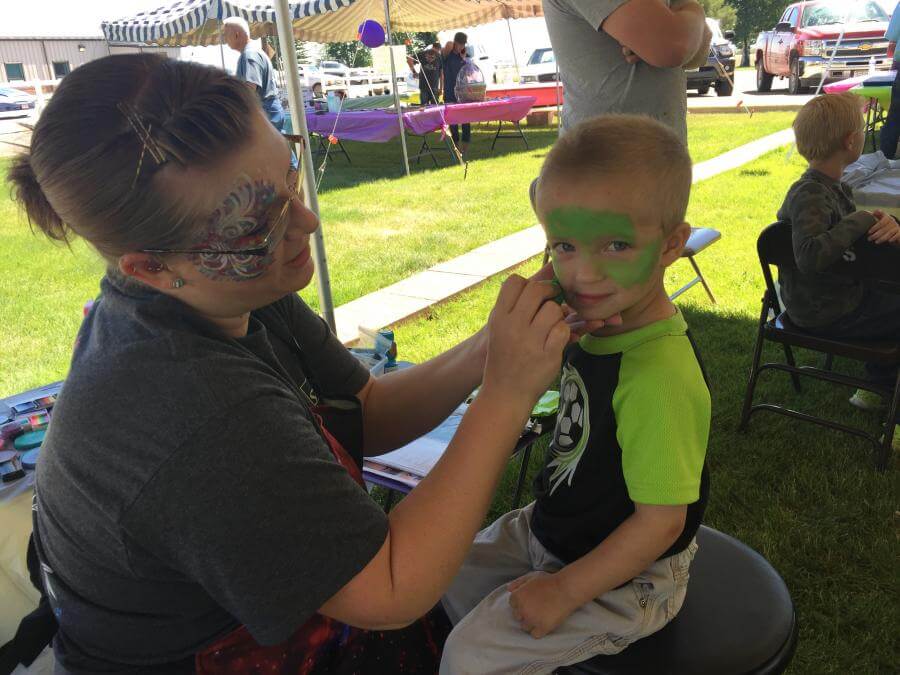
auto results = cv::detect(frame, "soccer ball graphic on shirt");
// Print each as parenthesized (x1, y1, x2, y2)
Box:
(547, 364, 590, 495)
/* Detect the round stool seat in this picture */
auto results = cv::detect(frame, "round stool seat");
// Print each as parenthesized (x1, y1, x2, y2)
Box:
(559, 526, 797, 675)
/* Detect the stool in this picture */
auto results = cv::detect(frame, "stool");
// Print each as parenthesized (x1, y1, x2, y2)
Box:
(670, 227, 721, 304)
(558, 526, 798, 675)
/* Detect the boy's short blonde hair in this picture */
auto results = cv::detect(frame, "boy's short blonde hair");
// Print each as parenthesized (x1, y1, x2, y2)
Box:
(793, 93, 863, 161)
(537, 115, 692, 231)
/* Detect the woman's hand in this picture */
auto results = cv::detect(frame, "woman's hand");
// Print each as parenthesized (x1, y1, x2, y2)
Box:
(481, 266, 569, 409)
(561, 304, 623, 343)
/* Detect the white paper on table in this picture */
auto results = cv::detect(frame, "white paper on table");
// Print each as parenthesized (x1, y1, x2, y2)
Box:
(368, 403, 467, 477)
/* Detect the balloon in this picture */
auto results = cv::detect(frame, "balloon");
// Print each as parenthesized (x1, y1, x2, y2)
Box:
(357, 20, 385, 48)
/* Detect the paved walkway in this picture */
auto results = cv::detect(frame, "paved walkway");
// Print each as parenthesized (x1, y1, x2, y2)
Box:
(334, 126, 796, 344)
(686, 69, 813, 114)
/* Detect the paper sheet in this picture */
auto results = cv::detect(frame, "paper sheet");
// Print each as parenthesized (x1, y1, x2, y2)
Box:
(367, 403, 467, 477)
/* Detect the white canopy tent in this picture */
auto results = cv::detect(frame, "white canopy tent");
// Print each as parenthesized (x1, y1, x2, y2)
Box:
(102, 0, 546, 331)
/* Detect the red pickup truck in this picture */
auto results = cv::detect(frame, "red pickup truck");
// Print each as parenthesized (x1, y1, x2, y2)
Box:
(755, 0, 894, 94)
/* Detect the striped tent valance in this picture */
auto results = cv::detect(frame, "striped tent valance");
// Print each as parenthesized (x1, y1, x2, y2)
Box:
(102, 0, 543, 47)
(102, 0, 357, 46)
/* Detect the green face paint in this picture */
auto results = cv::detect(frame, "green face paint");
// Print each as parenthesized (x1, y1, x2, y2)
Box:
(545, 207, 661, 288)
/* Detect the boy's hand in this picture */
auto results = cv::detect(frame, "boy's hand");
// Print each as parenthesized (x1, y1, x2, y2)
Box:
(867, 210, 900, 245)
(507, 571, 580, 638)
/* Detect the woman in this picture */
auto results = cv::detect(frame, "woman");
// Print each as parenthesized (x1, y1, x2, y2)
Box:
(8, 55, 570, 673)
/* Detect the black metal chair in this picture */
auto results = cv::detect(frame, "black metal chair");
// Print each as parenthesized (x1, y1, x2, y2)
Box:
(739, 221, 900, 470)
(559, 526, 798, 675)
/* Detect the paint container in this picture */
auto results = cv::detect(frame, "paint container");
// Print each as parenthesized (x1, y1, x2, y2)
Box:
(28, 412, 50, 431)
(21, 448, 40, 471)
(0, 450, 25, 483)
(1, 422, 23, 442)
(14, 430, 45, 452)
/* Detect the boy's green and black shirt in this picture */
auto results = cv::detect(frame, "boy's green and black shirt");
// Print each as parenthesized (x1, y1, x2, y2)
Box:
(776, 168, 876, 328)
(530, 311, 710, 565)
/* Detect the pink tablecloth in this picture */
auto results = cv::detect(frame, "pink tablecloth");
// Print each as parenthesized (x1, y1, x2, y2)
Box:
(303, 96, 537, 143)
(823, 74, 871, 94)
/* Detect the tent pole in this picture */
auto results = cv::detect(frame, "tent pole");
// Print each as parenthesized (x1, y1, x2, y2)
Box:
(554, 60, 561, 132)
(505, 18, 520, 81)
(274, 0, 336, 330)
(219, 19, 226, 69)
(383, 0, 411, 176)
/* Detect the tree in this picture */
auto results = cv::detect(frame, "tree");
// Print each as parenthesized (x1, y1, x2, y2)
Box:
(323, 42, 372, 67)
(393, 31, 439, 54)
(698, 0, 737, 31)
(728, 0, 785, 45)
(295, 40, 310, 65)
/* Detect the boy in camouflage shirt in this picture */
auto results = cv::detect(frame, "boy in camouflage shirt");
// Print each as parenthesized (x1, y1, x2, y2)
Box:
(776, 93, 900, 447)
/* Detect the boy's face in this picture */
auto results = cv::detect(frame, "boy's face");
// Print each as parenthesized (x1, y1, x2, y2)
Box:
(537, 177, 685, 323)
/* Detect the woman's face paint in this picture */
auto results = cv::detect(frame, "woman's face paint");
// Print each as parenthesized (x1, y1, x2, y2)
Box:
(188, 175, 279, 281)
(545, 207, 661, 289)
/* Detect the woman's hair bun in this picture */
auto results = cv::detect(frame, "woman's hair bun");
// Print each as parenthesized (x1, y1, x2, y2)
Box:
(7, 152, 70, 243)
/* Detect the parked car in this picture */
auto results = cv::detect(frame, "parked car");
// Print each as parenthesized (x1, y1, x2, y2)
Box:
(755, 0, 892, 94)
(686, 18, 737, 96)
(0, 86, 36, 118)
(519, 47, 558, 84)
(319, 60, 351, 78)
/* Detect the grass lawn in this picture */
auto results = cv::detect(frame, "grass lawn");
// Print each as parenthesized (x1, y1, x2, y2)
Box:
(0, 113, 794, 397)
(395, 147, 898, 674)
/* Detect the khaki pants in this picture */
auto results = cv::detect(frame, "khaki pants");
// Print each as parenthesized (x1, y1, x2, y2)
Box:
(440, 503, 697, 675)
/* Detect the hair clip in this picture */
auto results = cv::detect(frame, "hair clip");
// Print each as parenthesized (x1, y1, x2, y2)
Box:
(117, 102, 167, 189)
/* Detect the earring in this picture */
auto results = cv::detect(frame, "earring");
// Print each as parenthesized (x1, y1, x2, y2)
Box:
(172, 278, 185, 289)
(145, 262, 164, 273)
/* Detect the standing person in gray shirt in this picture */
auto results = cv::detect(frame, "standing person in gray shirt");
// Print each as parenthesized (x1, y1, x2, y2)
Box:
(542, 0, 710, 145)
(223, 16, 297, 169)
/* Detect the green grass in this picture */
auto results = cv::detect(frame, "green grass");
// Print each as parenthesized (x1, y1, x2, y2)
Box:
(0, 113, 794, 397)
(395, 147, 899, 674)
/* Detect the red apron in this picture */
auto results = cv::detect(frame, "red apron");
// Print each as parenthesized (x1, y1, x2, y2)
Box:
(195, 413, 450, 675)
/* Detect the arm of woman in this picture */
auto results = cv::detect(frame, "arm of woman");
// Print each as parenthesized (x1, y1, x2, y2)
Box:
(355, 327, 487, 456)
(320, 274, 569, 629)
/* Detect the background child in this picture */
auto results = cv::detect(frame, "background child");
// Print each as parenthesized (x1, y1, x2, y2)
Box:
(776, 93, 900, 446)
(440, 116, 710, 675)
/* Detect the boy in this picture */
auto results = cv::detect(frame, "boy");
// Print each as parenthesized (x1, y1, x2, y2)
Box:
(776, 93, 900, 448)
(440, 115, 710, 674)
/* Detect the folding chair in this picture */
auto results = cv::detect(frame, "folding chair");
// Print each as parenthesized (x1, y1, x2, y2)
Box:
(670, 227, 721, 303)
(739, 222, 900, 470)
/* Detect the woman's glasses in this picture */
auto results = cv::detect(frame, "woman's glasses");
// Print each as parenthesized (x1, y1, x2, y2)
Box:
(142, 137, 305, 258)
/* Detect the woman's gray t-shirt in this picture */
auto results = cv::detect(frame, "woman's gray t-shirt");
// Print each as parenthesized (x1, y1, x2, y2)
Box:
(34, 273, 386, 672)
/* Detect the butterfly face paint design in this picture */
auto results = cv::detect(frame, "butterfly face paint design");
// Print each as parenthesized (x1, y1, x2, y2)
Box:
(188, 176, 278, 281)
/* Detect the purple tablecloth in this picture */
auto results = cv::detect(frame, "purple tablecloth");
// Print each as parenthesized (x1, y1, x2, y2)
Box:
(303, 95, 537, 143)
(403, 96, 537, 136)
